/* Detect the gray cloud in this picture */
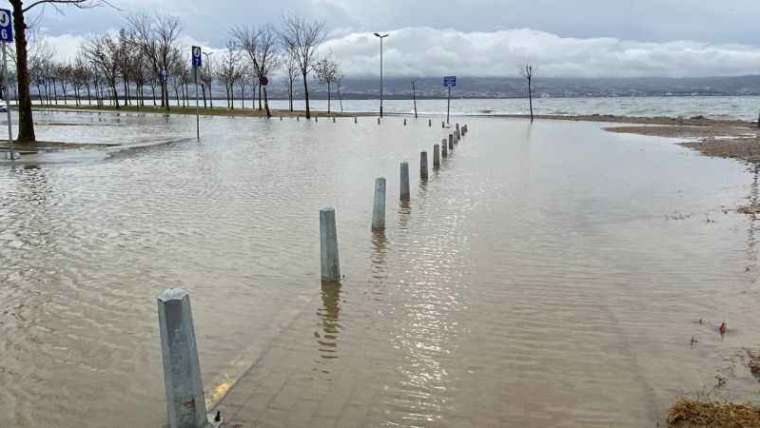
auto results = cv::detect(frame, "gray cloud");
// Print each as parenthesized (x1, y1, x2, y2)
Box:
(319, 28, 760, 78)
(26, 0, 760, 78)
(29, 0, 760, 46)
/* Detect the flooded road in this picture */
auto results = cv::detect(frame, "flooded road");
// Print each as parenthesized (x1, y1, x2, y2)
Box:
(1, 111, 759, 427)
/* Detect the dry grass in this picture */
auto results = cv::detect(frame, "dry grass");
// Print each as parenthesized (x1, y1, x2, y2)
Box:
(667, 399, 760, 427)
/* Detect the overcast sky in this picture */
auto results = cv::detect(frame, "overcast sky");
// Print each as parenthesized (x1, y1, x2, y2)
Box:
(22, 0, 760, 78)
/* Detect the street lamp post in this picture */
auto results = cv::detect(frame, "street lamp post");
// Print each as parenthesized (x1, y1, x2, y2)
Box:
(202, 51, 214, 108)
(373, 32, 389, 118)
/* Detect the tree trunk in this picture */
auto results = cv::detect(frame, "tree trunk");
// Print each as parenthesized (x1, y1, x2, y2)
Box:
(258, 84, 262, 110)
(528, 78, 533, 122)
(111, 82, 120, 109)
(201, 84, 207, 108)
(327, 82, 331, 114)
(288, 77, 294, 112)
(162, 80, 170, 111)
(52, 78, 58, 105)
(302, 72, 310, 119)
(263, 86, 271, 118)
(123, 78, 129, 106)
(11, 2, 37, 142)
(251, 80, 256, 110)
(85, 83, 91, 106)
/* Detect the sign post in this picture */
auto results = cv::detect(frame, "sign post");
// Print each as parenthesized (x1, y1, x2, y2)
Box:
(443, 75, 456, 125)
(191, 46, 202, 141)
(0, 8, 15, 160)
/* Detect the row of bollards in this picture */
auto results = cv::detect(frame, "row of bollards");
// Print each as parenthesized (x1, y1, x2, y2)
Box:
(291, 116, 462, 128)
(156, 120, 469, 428)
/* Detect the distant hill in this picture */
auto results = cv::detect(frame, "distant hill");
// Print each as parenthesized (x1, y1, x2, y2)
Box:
(252, 75, 760, 99)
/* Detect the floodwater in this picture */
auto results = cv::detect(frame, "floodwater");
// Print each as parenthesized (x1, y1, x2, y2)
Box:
(1, 111, 759, 427)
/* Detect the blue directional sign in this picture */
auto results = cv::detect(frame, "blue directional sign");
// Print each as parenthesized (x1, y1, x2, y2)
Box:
(443, 75, 456, 87)
(0, 9, 13, 43)
(191, 46, 202, 68)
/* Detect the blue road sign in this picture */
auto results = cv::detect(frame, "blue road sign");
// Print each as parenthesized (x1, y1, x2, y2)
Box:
(191, 46, 202, 68)
(443, 75, 456, 87)
(0, 9, 13, 43)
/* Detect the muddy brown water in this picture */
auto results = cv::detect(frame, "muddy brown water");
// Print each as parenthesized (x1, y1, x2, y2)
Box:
(1, 111, 759, 427)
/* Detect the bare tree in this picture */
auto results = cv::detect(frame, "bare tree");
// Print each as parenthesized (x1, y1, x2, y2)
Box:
(284, 46, 298, 112)
(522, 64, 534, 122)
(8, 0, 110, 142)
(128, 13, 182, 111)
(84, 34, 122, 108)
(232, 25, 280, 117)
(279, 15, 325, 119)
(199, 55, 214, 109)
(117, 28, 133, 106)
(236, 64, 249, 109)
(336, 70, 344, 113)
(218, 41, 242, 109)
(71, 55, 90, 106)
(314, 57, 338, 114)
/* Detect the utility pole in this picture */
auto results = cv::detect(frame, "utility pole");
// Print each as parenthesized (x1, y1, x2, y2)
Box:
(412, 80, 418, 119)
(373, 33, 389, 118)
(203, 51, 213, 109)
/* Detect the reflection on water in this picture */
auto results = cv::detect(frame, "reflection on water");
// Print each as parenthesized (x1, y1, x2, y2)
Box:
(1, 111, 760, 427)
(316, 281, 341, 363)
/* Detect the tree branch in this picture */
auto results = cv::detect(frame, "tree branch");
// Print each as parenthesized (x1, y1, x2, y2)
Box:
(22, 0, 115, 14)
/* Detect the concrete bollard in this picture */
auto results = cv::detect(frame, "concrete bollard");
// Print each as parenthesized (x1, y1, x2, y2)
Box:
(315, 116, 318, 123)
(354, 117, 357, 124)
(297, 116, 300, 121)
(433, 144, 440, 169)
(428, 119, 432, 127)
(404, 118, 407, 126)
(442, 121, 445, 128)
(448, 134, 454, 151)
(377, 117, 381, 125)
(280, 116, 283, 121)
(371, 178, 386, 231)
(420, 152, 429, 181)
(400, 162, 410, 202)
(456, 123, 460, 134)
(333, 116, 336, 123)
(441, 138, 448, 158)
(157, 288, 208, 428)
(455, 130, 460, 143)
(320, 208, 341, 282)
